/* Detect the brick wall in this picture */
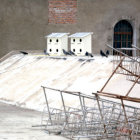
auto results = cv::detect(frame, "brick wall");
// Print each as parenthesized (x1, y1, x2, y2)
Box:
(48, 0, 77, 24)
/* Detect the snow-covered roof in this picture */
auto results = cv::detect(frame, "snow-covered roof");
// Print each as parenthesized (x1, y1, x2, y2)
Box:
(69, 32, 93, 38)
(45, 33, 69, 38)
(0, 53, 139, 110)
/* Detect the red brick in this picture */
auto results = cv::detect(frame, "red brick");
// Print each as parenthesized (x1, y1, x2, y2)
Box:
(48, 0, 77, 24)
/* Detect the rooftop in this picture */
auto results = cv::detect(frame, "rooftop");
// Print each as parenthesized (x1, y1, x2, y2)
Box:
(69, 32, 93, 38)
(0, 52, 139, 111)
(45, 33, 69, 38)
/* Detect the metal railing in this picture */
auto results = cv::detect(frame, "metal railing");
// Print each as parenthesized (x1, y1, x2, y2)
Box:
(41, 86, 140, 139)
(39, 45, 140, 139)
(107, 44, 140, 84)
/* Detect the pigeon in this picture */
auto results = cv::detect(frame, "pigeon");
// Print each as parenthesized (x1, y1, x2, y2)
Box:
(85, 52, 93, 57)
(88, 52, 93, 57)
(100, 50, 107, 57)
(85, 52, 89, 56)
(20, 51, 28, 55)
(55, 131, 61, 135)
(106, 50, 109, 56)
(68, 50, 76, 56)
(63, 49, 71, 55)
(44, 49, 50, 56)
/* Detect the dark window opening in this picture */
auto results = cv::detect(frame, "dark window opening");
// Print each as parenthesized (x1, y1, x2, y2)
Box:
(56, 39, 59, 42)
(80, 49, 82, 52)
(49, 49, 52, 52)
(113, 20, 133, 56)
(50, 39, 52, 42)
(73, 39, 75, 42)
(56, 49, 59, 52)
(80, 39, 82, 42)
(73, 49, 75, 52)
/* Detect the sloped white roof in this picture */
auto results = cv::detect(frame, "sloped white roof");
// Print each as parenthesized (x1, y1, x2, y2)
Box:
(69, 32, 93, 38)
(0, 54, 139, 110)
(45, 33, 69, 38)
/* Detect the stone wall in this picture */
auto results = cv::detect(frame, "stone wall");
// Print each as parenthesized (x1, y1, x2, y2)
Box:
(0, 0, 48, 57)
(0, 0, 140, 57)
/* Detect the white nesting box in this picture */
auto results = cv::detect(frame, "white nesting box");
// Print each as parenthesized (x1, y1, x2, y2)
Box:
(69, 32, 93, 55)
(45, 33, 69, 56)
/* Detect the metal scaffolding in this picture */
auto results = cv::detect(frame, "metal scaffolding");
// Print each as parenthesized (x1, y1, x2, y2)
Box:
(41, 86, 140, 140)
(40, 45, 140, 139)
(109, 44, 140, 84)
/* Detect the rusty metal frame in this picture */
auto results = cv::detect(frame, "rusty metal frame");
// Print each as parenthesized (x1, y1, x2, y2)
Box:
(99, 44, 140, 102)
(96, 44, 140, 139)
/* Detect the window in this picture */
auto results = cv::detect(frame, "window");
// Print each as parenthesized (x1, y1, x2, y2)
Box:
(49, 49, 52, 52)
(73, 49, 75, 52)
(56, 39, 59, 42)
(50, 39, 52, 42)
(80, 49, 82, 52)
(114, 20, 133, 56)
(79, 39, 82, 42)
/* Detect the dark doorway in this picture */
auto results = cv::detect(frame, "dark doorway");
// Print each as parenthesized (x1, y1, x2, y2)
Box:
(113, 20, 133, 56)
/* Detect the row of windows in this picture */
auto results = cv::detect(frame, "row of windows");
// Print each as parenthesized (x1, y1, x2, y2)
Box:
(49, 38, 83, 43)
(49, 49, 82, 52)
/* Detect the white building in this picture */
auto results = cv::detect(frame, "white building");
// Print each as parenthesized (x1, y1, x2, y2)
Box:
(45, 33, 69, 56)
(69, 32, 93, 56)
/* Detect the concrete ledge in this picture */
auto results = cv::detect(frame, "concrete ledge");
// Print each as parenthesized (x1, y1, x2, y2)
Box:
(0, 50, 44, 63)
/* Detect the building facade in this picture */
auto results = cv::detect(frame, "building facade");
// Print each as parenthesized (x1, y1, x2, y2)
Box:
(0, 0, 140, 57)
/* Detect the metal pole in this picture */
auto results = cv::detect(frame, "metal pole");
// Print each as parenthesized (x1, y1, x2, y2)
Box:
(132, 44, 140, 51)
(100, 57, 124, 92)
(82, 96, 86, 111)
(106, 44, 140, 63)
(95, 94, 107, 134)
(78, 93, 86, 126)
(42, 86, 52, 124)
(60, 91, 67, 122)
(126, 76, 140, 96)
(120, 98, 132, 140)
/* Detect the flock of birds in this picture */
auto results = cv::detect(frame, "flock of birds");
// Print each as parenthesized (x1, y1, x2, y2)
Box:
(20, 49, 109, 58)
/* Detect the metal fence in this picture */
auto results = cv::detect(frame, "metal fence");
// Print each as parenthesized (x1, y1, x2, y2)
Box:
(41, 86, 140, 140)
(110, 45, 140, 84)
(40, 45, 140, 139)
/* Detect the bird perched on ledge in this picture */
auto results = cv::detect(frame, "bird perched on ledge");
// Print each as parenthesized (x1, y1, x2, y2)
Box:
(106, 50, 109, 56)
(63, 49, 71, 55)
(44, 49, 50, 56)
(68, 50, 76, 56)
(85, 51, 93, 57)
(20, 51, 28, 55)
(100, 50, 107, 57)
